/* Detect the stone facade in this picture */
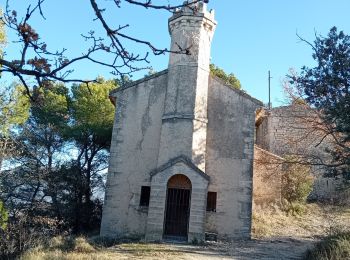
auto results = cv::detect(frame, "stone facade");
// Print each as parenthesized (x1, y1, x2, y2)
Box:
(255, 105, 347, 202)
(255, 105, 327, 158)
(101, 2, 262, 242)
(205, 77, 261, 239)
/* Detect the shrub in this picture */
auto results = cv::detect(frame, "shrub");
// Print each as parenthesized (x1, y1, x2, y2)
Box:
(21, 236, 108, 259)
(0, 200, 8, 230)
(0, 215, 63, 259)
(209, 64, 241, 90)
(282, 162, 314, 204)
(281, 200, 306, 216)
(73, 237, 96, 253)
(304, 232, 350, 260)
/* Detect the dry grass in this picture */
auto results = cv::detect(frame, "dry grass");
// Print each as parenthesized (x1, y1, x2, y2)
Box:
(20, 203, 350, 259)
(304, 232, 350, 260)
(252, 203, 350, 239)
(21, 237, 182, 260)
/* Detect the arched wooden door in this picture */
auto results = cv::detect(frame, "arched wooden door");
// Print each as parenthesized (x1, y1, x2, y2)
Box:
(163, 174, 192, 239)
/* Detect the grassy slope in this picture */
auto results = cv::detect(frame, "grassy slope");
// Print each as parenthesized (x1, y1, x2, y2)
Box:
(21, 203, 350, 259)
(252, 203, 350, 239)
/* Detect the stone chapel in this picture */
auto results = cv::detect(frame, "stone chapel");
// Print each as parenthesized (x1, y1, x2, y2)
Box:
(100, 2, 262, 242)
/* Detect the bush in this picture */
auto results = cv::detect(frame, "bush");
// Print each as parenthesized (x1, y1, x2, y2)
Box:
(281, 200, 306, 216)
(21, 236, 102, 260)
(73, 237, 96, 253)
(282, 162, 314, 204)
(0, 200, 8, 230)
(209, 64, 241, 90)
(304, 232, 350, 260)
(0, 215, 63, 259)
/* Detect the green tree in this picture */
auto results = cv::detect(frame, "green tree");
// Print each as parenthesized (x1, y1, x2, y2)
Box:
(0, 8, 5, 65)
(1, 78, 116, 233)
(0, 12, 29, 169)
(210, 64, 241, 90)
(66, 78, 116, 232)
(0, 82, 69, 220)
(289, 27, 350, 177)
(0, 85, 30, 169)
(0, 85, 30, 136)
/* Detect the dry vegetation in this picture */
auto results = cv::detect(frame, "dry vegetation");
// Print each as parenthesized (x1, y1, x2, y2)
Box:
(304, 232, 350, 260)
(21, 237, 184, 260)
(18, 203, 350, 259)
(252, 203, 350, 239)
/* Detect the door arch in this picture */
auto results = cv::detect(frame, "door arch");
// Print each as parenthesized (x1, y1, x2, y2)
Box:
(163, 174, 192, 239)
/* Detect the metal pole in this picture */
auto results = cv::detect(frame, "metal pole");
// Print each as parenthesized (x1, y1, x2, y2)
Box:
(268, 70, 271, 109)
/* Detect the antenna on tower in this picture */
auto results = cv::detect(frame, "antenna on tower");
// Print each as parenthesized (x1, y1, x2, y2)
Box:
(268, 70, 272, 110)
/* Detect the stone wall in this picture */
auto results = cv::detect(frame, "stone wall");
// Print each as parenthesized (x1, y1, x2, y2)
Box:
(255, 105, 321, 156)
(205, 77, 262, 239)
(100, 71, 168, 238)
(253, 146, 284, 207)
(255, 105, 346, 202)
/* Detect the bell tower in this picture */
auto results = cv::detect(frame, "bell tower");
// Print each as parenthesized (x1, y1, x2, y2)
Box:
(157, 1, 217, 171)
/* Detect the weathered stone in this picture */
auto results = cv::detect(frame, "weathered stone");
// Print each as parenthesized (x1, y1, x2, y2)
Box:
(101, 2, 263, 242)
(255, 105, 349, 203)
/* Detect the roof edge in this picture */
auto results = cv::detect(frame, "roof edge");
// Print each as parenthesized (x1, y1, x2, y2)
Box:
(211, 75, 264, 106)
(110, 69, 168, 96)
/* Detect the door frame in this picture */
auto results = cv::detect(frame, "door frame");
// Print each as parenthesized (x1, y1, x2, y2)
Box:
(163, 174, 192, 240)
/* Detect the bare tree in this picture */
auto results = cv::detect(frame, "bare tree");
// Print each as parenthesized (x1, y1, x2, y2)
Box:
(0, 0, 207, 98)
(282, 71, 349, 174)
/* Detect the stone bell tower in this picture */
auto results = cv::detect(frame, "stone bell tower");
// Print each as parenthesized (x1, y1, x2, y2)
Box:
(157, 1, 217, 171)
(145, 1, 217, 242)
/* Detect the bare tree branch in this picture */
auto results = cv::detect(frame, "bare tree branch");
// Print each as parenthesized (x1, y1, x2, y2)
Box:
(0, 0, 207, 98)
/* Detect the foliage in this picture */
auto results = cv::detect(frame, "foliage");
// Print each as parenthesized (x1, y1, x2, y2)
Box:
(289, 27, 350, 176)
(282, 201, 307, 216)
(0, 8, 5, 69)
(0, 82, 70, 237)
(304, 232, 350, 260)
(0, 84, 30, 170)
(0, 9, 5, 47)
(282, 161, 314, 204)
(0, 9, 5, 43)
(0, 215, 63, 259)
(0, 85, 30, 136)
(210, 64, 241, 90)
(0, 200, 8, 230)
(0, 77, 116, 243)
(20, 236, 101, 259)
(69, 78, 115, 146)
(66, 79, 116, 232)
(292, 97, 307, 106)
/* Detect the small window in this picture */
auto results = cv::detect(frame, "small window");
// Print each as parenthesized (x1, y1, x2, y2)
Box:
(139, 186, 151, 206)
(206, 192, 217, 212)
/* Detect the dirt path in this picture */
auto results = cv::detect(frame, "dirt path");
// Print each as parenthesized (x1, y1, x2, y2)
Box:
(23, 204, 348, 259)
(109, 238, 315, 260)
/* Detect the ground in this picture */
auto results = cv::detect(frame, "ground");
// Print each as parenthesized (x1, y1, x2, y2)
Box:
(23, 239, 314, 260)
(101, 239, 313, 260)
(22, 203, 350, 260)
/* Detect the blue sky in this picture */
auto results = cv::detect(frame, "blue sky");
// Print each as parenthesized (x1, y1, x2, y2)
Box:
(2, 0, 350, 106)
